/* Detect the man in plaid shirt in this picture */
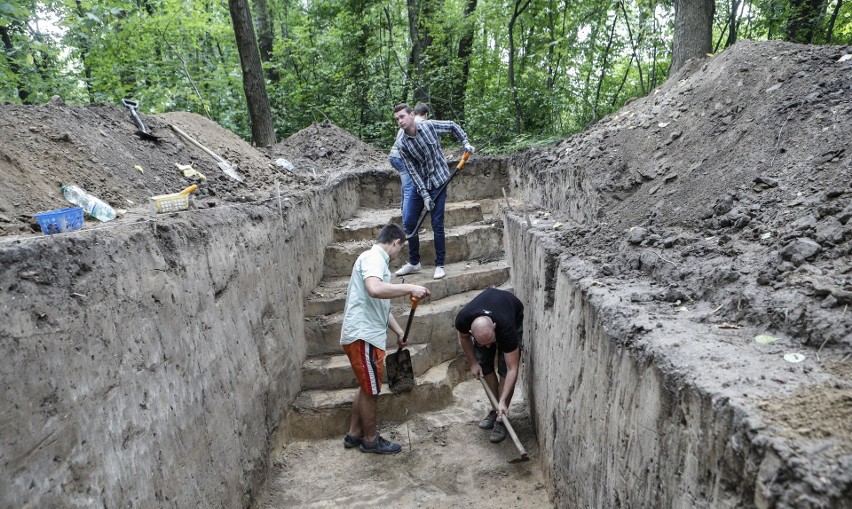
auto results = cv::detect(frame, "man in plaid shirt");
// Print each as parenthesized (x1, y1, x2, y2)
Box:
(392, 103, 474, 280)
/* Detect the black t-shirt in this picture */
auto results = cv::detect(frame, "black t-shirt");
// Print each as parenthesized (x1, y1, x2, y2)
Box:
(454, 288, 524, 353)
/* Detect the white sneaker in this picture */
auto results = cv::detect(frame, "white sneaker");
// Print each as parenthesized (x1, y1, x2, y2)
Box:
(395, 263, 422, 276)
(433, 266, 446, 279)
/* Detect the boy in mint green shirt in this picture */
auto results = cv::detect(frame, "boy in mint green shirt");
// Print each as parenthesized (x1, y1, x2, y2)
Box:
(340, 223, 430, 454)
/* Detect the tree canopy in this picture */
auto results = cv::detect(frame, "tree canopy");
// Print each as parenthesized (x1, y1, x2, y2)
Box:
(2, 0, 850, 151)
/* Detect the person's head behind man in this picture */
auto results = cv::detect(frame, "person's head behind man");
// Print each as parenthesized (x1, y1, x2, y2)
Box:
(413, 102, 430, 120)
(377, 223, 406, 259)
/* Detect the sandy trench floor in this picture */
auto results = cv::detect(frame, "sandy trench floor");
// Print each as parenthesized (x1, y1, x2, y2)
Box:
(254, 378, 552, 508)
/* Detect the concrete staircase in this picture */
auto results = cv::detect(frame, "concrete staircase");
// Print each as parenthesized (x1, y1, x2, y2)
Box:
(289, 187, 511, 440)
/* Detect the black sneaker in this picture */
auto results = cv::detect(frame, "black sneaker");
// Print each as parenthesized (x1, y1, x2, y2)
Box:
(343, 434, 362, 449)
(479, 410, 497, 429)
(490, 421, 507, 443)
(360, 435, 402, 454)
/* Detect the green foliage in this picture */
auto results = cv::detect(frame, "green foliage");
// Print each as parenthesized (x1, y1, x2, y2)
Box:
(1, 0, 849, 150)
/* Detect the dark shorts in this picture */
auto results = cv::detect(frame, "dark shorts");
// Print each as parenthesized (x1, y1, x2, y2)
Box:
(473, 326, 523, 377)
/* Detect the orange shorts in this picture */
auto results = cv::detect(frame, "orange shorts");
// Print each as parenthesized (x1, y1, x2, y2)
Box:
(342, 340, 386, 396)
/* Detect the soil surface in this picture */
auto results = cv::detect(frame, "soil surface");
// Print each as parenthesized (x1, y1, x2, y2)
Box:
(506, 40, 852, 483)
(0, 106, 384, 238)
(254, 379, 550, 508)
(1, 39, 850, 504)
(508, 41, 852, 473)
(527, 41, 852, 355)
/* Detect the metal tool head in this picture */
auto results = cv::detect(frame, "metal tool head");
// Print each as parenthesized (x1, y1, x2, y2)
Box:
(121, 99, 139, 110)
(509, 453, 530, 464)
(217, 161, 243, 182)
(386, 348, 414, 394)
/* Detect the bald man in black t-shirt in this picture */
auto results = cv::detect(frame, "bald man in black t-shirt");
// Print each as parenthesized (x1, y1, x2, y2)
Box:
(454, 288, 524, 443)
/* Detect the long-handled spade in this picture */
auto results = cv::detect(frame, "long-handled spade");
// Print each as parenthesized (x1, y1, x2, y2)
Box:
(121, 99, 161, 141)
(170, 124, 244, 182)
(386, 295, 420, 394)
(479, 377, 530, 463)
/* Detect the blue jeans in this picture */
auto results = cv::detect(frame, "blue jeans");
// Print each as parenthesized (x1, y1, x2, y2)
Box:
(389, 157, 413, 213)
(403, 186, 447, 267)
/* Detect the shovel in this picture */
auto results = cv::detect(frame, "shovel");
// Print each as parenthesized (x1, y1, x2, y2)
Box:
(386, 295, 419, 394)
(479, 377, 529, 463)
(406, 151, 470, 239)
(121, 99, 160, 141)
(170, 124, 244, 182)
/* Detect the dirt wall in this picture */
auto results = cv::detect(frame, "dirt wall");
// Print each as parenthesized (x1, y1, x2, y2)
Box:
(0, 174, 366, 507)
(505, 215, 850, 508)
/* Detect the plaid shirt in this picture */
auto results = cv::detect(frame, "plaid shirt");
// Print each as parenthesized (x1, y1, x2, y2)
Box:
(397, 120, 469, 194)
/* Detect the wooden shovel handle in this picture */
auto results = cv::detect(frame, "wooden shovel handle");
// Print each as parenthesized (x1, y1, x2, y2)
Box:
(479, 377, 529, 461)
(171, 124, 225, 163)
(409, 295, 420, 310)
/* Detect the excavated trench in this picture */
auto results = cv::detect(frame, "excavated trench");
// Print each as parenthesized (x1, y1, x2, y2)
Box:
(1, 154, 847, 508)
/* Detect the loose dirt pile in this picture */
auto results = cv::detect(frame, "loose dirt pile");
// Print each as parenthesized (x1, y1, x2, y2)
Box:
(265, 121, 389, 175)
(515, 41, 851, 352)
(509, 40, 852, 477)
(0, 103, 387, 237)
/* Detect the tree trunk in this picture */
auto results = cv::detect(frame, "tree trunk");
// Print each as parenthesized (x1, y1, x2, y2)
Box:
(593, 14, 618, 119)
(620, 1, 645, 95)
(670, 0, 714, 75)
(0, 26, 30, 103)
(825, 0, 843, 43)
(407, 0, 433, 104)
(228, 0, 277, 147)
(611, 54, 635, 107)
(508, 0, 530, 134)
(726, 0, 741, 48)
(345, 0, 370, 137)
(787, 0, 825, 42)
(767, 0, 786, 39)
(74, 0, 95, 103)
(451, 0, 477, 122)
(649, 12, 660, 92)
(544, 0, 558, 92)
(252, 0, 274, 63)
(743, 0, 755, 39)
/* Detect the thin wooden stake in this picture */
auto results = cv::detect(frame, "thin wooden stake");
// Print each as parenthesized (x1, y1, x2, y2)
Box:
(502, 187, 513, 212)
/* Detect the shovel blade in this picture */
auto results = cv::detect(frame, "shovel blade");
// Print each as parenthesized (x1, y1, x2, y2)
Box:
(135, 130, 161, 142)
(218, 161, 243, 182)
(385, 348, 414, 394)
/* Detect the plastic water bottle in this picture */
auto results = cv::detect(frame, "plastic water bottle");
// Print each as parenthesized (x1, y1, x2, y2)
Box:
(61, 185, 116, 222)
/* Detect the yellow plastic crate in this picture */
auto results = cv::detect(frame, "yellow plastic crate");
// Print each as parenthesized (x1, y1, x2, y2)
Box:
(150, 192, 189, 213)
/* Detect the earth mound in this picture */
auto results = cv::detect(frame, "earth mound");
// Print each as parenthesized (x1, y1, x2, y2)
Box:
(265, 122, 389, 175)
(512, 40, 852, 351)
(0, 106, 390, 237)
(507, 41, 851, 481)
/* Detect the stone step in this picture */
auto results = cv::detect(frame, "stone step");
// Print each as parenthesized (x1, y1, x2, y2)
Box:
(305, 259, 510, 317)
(301, 343, 457, 391)
(333, 201, 485, 242)
(304, 290, 485, 357)
(323, 222, 504, 278)
(287, 358, 468, 440)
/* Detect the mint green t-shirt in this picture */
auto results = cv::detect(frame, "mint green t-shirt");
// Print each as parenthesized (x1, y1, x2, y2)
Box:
(340, 244, 392, 350)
